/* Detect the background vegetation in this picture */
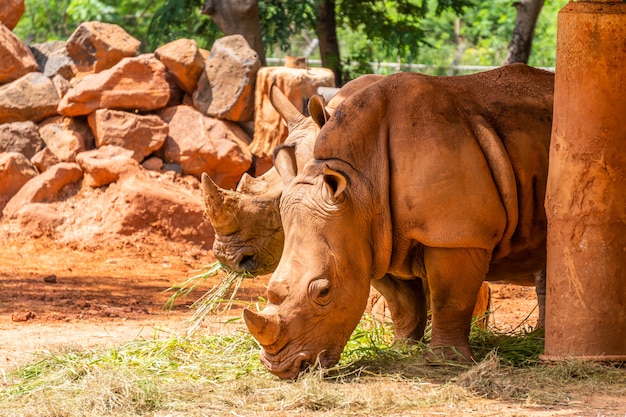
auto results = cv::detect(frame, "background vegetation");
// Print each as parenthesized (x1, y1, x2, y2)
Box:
(15, 0, 566, 78)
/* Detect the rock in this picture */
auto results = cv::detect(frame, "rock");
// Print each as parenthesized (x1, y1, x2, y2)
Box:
(141, 156, 164, 171)
(193, 35, 260, 122)
(39, 116, 92, 162)
(75, 145, 141, 188)
(0, 152, 38, 209)
(30, 41, 66, 71)
(87, 109, 168, 161)
(65, 21, 141, 75)
(57, 55, 170, 116)
(31, 147, 61, 173)
(159, 105, 252, 189)
(44, 49, 75, 80)
(3, 162, 83, 219)
(51, 73, 72, 98)
(11, 311, 35, 322)
(43, 274, 58, 283)
(155, 38, 204, 94)
(250, 66, 335, 170)
(15, 204, 65, 238)
(108, 175, 214, 245)
(0, 0, 24, 30)
(0, 72, 61, 123)
(54, 173, 214, 249)
(0, 23, 39, 85)
(0, 121, 44, 159)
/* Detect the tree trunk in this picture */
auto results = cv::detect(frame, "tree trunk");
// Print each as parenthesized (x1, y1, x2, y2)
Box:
(316, 0, 342, 86)
(201, 0, 266, 66)
(502, 0, 545, 65)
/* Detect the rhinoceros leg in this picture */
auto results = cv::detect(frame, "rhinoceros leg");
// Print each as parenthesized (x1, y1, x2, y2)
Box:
(424, 246, 492, 362)
(370, 274, 428, 343)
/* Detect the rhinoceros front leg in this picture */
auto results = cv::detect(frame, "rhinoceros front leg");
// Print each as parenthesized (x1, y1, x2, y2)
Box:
(370, 274, 428, 344)
(424, 246, 492, 362)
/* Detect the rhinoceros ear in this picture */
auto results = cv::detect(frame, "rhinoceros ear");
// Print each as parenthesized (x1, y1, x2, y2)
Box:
(308, 95, 330, 128)
(322, 165, 348, 199)
(273, 144, 298, 185)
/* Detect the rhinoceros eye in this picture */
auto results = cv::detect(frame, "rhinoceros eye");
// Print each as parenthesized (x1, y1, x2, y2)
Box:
(309, 279, 332, 306)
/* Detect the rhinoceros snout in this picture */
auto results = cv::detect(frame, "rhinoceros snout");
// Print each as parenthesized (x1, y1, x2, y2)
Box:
(213, 247, 258, 274)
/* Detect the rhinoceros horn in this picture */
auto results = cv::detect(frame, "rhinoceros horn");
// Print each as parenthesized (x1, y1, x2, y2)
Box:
(269, 81, 308, 131)
(243, 308, 281, 347)
(201, 172, 242, 235)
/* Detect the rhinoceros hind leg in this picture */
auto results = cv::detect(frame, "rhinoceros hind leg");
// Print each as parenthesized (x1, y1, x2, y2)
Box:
(370, 274, 428, 343)
(424, 247, 492, 362)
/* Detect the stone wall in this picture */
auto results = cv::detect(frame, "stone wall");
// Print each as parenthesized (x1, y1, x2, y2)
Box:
(0, 3, 334, 249)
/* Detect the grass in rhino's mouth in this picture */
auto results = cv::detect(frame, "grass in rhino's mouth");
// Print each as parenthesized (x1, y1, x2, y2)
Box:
(165, 261, 254, 335)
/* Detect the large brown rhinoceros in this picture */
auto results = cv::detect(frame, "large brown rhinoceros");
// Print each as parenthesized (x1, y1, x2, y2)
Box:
(243, 63, 554, 379)
(203, 74, 492, 340)
(202, 74, 384, 275)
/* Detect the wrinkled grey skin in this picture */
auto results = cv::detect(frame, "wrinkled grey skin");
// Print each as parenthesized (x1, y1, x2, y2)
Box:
(244, 64, 553, 379)
(202, 75, 384, 275)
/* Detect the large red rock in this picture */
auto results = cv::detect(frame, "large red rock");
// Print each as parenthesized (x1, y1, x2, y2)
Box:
(31, 147, 61, 173)
(193, 35, 260, 122)
(0, 152, 38, 201)
(38, 116, 93, 162)
(159, 105, 252, 189)
(3, 162, 83, 219)
(53, 173, 214, 249)
(155, 38, 204, 95)
(65, 21, 141, 75)
(0, 23, 39, 85)
(75, 145, 141, 188)
(0, 0, 25, 31)
(88, 109, 168, 161)
(57, 55, 170, 116)
(0, 72, 60, 123)
(0, 121, 44, 159)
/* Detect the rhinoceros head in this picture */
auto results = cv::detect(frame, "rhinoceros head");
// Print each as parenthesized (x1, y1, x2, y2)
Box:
(201, 171, 284, 274)
(202, 84, 328, 275)
(243, 145, 390, 378)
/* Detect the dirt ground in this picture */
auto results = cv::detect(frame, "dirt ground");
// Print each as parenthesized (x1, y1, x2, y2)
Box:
(0, 236, 542, 374)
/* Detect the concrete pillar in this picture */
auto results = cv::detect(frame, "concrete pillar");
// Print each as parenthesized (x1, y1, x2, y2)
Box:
(544, 1, 626, 360)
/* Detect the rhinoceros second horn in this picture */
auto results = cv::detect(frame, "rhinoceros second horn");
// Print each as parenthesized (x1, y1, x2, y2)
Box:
(269, 82, 307, 131)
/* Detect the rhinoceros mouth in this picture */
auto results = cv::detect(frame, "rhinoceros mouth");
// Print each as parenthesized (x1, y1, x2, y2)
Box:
(259, 350, 310, 379)
(259, 348, 341, 379)
(213, 246, 260, 274)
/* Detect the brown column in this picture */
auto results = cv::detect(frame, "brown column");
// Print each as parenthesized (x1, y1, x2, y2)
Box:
(544, 1, 626, 360)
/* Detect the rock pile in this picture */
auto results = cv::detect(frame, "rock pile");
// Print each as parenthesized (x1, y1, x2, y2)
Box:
(0, 4, 334, 252)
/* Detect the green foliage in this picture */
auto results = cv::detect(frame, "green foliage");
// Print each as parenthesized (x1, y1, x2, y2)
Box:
(147, 0, 220, 51)
(259, 0, 316, 54)
(15, 0, 176, 51)
(15, 0, 564, 73)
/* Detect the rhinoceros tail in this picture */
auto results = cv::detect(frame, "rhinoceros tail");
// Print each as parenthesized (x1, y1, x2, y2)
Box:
(468, 114, 519, 262)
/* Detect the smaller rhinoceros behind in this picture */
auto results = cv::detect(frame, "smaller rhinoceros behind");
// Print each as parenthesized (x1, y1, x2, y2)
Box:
(201, 75, 384, 275)
(244, 64, 554, 379)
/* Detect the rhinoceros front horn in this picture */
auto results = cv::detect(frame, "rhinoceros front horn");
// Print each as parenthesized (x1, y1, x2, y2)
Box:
(201, 172, 241, 234)
(243, 308, 281, 347)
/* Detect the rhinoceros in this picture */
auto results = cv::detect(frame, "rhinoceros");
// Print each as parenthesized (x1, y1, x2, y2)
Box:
(243, 63, 554, 378)
(202, 74, 384, 275)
